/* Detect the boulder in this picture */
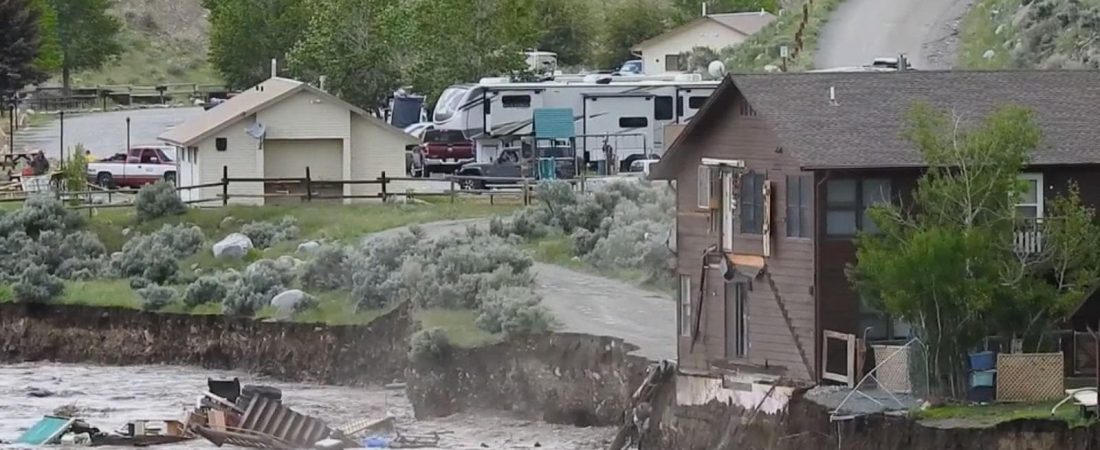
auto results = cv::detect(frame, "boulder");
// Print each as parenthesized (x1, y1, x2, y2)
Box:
(213, 233, 253, 259)
(271, 289, 307, 318)
(296, 241, 321, 254)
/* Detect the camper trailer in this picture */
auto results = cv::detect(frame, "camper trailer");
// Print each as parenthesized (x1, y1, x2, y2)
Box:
(432, 73, 719, 172)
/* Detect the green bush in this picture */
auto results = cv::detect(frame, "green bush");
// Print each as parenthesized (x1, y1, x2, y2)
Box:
(13, 264, 64, 303)
(240, 216, 299, 249)
(301, 245, 350, 291)
(135, 181, 185, 221)
(184, 276, 228, 308)
(62, 144, 90, 192)
(408, 327, 453, 362)
(137, 284, 177, 311)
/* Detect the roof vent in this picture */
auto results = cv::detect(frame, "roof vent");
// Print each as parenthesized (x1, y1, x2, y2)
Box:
(829, 86, 838, 106)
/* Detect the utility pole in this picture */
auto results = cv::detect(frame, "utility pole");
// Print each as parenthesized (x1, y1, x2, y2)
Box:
(60, 111, 65, 170)
(126, 116, 131, 153)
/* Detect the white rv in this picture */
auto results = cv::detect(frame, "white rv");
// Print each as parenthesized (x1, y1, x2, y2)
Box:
(432, 73, 719, 172)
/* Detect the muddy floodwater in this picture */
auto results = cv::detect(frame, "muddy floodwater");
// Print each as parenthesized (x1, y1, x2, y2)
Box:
(0, 363, 614, 449)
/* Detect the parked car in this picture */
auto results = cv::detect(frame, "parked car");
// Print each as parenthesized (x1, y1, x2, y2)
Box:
(88, 146, 176, 188)
(456, 147, 575, 189)
(617, 59, 644, 75)
(418, 129, 474, 176)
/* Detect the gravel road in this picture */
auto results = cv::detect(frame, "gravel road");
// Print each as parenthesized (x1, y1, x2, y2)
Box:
(364, 218, 677, 362)
(13, 107, 204, 160)
(814, 0, 974, 70)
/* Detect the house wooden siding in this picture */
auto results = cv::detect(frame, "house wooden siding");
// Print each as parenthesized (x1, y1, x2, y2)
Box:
(350, 114, 409, 198)
(636, 20, 748, 73)
(194, 124, 264, 205)
(257, 91, 351, 140)
(813, 165, 1100, 360)
(672, 87, 816, 381)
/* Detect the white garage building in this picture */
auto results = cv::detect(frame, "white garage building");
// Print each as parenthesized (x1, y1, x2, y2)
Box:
(159, 77, 417, 205)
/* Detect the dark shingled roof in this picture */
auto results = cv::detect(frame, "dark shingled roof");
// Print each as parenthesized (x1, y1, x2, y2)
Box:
(730, 70, 1100, 169)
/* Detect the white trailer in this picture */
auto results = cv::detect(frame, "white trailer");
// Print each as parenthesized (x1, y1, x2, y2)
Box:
(432, 74, 719, 171)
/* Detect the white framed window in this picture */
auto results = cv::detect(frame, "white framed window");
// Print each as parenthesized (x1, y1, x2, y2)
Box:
(1016, 173, 1044, 218)
(679, 275, 692, 337)
(697, 165, 711, 209)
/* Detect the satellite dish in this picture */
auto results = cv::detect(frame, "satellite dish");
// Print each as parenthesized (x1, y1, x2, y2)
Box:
(708, 60, 727, 79)
(246, 121, 267, 140)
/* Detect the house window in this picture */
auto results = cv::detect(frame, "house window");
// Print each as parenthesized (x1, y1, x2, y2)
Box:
(619, 117, 648, 128)
(697, 165, 712, 209)
(825, 178, 891, 237)
(654, 96, 674, 121)
(665, 54, 681, 72)
(740, 172, 765, 234)
(679, 275, 692, 337)
(726, 281, 748, 358)
(688, 96, 708, 109)
(786, 174, 813, 238)
(1016, 173, 1044, 218)
(502, 95, 531, 108)
(215, 137, 227, 151)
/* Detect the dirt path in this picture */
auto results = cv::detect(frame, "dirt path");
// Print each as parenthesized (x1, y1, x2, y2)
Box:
(814, 0, 974, 70)
(363, 219, 677, 362)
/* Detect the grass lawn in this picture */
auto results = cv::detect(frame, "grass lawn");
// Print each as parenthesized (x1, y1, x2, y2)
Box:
(88, 201, 517, 252)
(415, 308, 500, 348)
(916, 401, 1094, 427)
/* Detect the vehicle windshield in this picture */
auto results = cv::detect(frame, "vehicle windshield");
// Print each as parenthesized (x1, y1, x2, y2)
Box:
(433, 87, 468, 122)
(423, 130, 467, 144)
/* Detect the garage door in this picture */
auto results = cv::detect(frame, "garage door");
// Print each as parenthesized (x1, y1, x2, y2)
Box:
(264, 139, 343, 180)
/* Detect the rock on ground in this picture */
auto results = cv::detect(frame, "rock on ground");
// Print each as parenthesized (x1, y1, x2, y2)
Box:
(296, 241, 321, 254)
(271, 289, 307, 317)
(213, 233, 253, 259)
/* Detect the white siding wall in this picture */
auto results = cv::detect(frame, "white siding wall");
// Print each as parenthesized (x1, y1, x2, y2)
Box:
(196, 120, 263, 205)
(258, 91, 350, 139)
(638, 21, 747, 74)
(264, 139, 343, 180)
(350, 115, 409, 200)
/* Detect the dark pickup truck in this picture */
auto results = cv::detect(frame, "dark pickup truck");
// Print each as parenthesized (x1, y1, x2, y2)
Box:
(456, 147, 576, 189)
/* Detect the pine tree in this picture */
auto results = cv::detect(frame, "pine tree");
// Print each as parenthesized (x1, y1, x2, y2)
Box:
(0, 0, 48, 97)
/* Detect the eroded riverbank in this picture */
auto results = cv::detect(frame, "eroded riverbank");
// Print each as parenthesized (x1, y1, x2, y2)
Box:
(0, 362, 614, 449)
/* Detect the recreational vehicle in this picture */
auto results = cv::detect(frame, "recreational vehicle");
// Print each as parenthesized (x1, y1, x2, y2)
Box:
(432, 73, 719, 173)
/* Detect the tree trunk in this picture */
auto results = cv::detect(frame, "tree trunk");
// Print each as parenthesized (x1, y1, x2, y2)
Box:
(62, 65, 71, 97)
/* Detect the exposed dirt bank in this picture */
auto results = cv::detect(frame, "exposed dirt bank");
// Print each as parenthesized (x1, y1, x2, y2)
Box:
(0, 302, 415, 385)
(406, 333, 650, 427)
(645, 376, 1100, 450)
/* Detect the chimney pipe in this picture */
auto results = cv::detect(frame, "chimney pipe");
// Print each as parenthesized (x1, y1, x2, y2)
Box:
(829, 86, 837, 105)
(270, 59, 277, 78)
(898, 54, 908, 71)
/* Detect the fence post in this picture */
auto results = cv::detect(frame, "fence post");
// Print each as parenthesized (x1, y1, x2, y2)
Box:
(222, 165, 229, 206)
(522, 177, 530, 206)
(380, 171, 388, 202)
(449, 178, 456, 204)
(305, 166, 312, 203)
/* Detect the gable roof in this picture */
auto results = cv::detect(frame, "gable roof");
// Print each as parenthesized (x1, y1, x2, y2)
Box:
(632, 12, 776, 50)
(159, 77, 415, 147)
(653, 70, 1100, 177)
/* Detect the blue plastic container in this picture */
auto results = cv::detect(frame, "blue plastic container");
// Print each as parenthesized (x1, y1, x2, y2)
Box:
(970, 369, 996, 388)
(363, 436, 389, 448)
(969, 351, 996, 371)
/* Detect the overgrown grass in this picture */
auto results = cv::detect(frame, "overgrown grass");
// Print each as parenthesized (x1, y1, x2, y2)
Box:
(88, 202, 517, 252)
(415, 308, 500, 348)
(293, 290, 388, 326)
(71, 27, 219, 87)
(915, 401, 1094, 427)
(724, 0, 844, 71)
(958, 0, 1019, 69)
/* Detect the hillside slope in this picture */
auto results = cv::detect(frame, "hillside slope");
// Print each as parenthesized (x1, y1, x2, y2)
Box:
(68, 0, 220, 87)
(959, 0, 1100, 69)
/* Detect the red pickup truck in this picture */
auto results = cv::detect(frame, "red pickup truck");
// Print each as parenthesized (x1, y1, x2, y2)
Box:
(417, 129, 474, 175)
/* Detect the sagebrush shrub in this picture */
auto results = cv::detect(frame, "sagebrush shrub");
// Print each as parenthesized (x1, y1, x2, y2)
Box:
(0, 195, 84, 238)
(241, 216, 300, 249)
(408, 327, 452, 362)
(137, 284, 177, 311)
(184, 276, 228, 308)
(113, 224, 204, 283)
(222, 260, 290, 316)
(301, 245, 350, 291)
(475, 286, 554, 336)
(135, 181, 186, 221)
(13, 264, 64, 303)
